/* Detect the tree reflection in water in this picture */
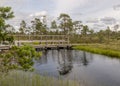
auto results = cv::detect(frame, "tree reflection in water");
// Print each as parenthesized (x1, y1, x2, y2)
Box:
(74, 50, 93, 66)
(57, 49, 73, 75)
(82, 51, 88, 66)
(35, 49, 93, 76)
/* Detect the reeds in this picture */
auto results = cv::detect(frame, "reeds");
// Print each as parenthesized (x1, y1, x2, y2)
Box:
(0, 70, 80, 86)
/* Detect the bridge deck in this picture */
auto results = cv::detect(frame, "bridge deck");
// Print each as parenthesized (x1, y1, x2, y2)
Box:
(0, 44, 85, 51)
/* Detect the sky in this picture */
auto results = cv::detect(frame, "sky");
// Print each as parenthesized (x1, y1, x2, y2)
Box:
(0, 0, 120, 30)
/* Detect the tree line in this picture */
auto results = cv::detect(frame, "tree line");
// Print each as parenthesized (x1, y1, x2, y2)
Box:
(0, 6, 120, 44)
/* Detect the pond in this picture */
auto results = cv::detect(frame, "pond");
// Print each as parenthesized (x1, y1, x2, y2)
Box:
(34, 49, 120, 86)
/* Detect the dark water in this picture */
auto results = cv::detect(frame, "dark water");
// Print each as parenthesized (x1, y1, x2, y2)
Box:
(34, 49, 120, 86)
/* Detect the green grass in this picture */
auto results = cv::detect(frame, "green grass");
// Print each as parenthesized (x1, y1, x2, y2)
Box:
(0, 70, 80, 86)
(73, 45, 120, 58)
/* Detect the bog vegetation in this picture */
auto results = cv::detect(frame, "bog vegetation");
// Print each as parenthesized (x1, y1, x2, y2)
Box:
(73, 44, 120, 58)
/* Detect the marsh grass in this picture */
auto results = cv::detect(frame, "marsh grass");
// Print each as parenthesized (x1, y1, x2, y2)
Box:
(73, 44, 120, 58)
(0, 70, 80, 86)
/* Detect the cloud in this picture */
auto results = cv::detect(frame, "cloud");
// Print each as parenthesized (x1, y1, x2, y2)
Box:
(0, 0, 25, 3)
(86, 18, 99, 23)
(113, 4, 120, 11)
(52, 0, 87, 16)
(29, 11, 47, 17)
(1, 0, 120, 30)
(100, 17, 117, 25)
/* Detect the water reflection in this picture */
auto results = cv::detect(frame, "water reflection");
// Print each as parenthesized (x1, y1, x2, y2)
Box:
(35, 49, 93, 75)
(82, 52, 88, 66)
(57, 49, 73, 75)
(35, 50, 48, 65)
(72, 50, 93, 67)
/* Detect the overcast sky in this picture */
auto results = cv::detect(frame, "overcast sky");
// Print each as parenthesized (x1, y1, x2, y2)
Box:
(1, 0, 120, 29)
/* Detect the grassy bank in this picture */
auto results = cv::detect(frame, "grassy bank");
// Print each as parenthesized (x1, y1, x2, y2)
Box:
(0, 70, 80, 86)
(73, 44, 120, 58)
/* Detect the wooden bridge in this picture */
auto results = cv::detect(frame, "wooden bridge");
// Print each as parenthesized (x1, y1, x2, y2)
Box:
(15, 35, 70, 46)
(0, 35, 73, 51)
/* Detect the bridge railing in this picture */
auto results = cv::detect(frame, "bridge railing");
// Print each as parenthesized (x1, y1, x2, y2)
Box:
(13, 35, 70, 46)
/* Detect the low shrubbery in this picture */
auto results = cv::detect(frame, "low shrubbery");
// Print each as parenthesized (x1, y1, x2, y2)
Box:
(0, 45, 42, 73)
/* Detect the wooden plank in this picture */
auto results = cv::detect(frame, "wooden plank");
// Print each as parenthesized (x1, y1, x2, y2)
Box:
(0, 46, 10, 50)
